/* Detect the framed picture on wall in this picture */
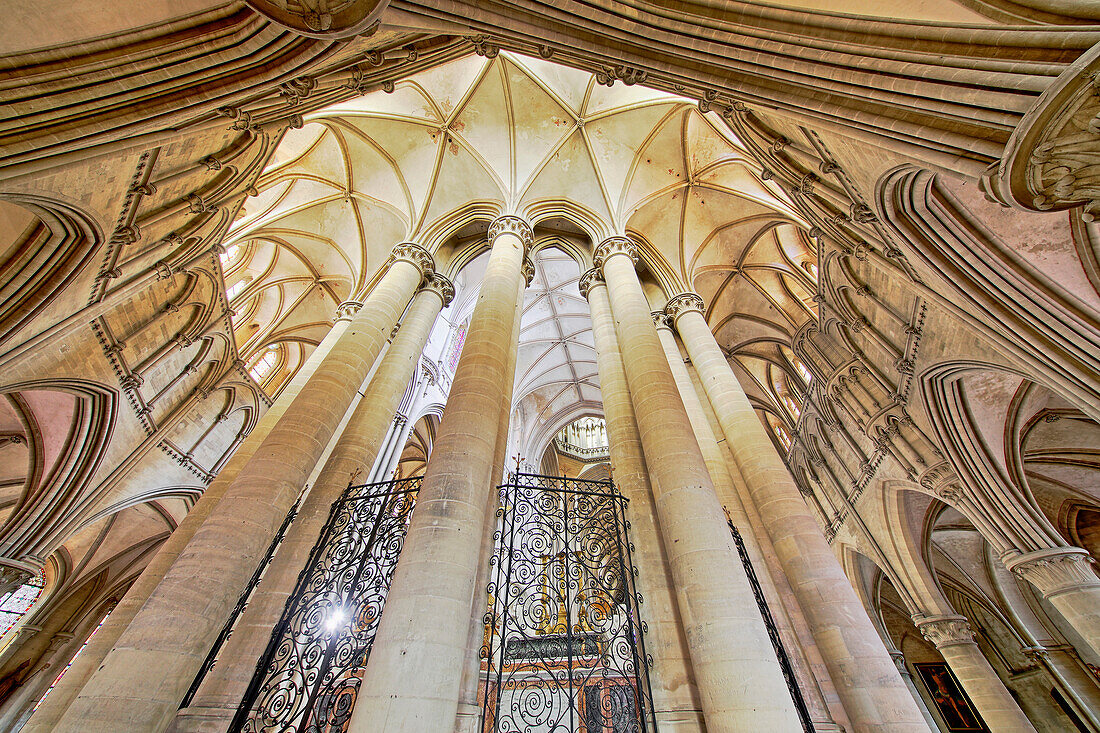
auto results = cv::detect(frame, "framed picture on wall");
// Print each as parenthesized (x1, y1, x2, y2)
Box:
(913, 662, 989, 732)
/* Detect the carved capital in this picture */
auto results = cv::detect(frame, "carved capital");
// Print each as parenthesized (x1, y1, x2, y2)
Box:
(522, 257, 536, 287)
(420, 273, 455, 307)
(651, 311, 673, 330)
(245, 0, 387, 39)
(982, 43, 1100, 220)
(915, 615, 975, 649)
(334, 300, 364, 322)
(390, 242, 434, 277)
(487, 215, 533, 252)
(665, 292, 705, 323)
(1004, 547, 1100, 599)
(593, 236, 638, 271)
(120, 374, 143, 391)
(578, 268, 604, 299)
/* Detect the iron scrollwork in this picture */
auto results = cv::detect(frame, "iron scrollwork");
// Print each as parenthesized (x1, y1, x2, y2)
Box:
(230, 476, 422, 733)
(481, 472, 657, 733)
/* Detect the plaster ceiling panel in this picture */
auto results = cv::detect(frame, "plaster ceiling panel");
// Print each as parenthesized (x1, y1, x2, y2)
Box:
(685, 112, 746, 177)
(403, 56, 488, 120)
(521, 130, 613, 226)
(584, 103, 678, 212)
(451, 63, 511, 187)
(585, 80, 673, 116)
(328, 84, 443, 124)
(264, 200, 360, 276)
(696, 163, 796, 217)
(251, 178, 342, 230)
(334, 127, 413, 222)
(689, 217, 777, 277)
(504, 59, 577, 190)
(351, 117, 442, 222)
(290, 131, 348, 190)
(353, 202, 409, 279)
(268, 124, 326, 170)
(509, 54, 591, 114)
(958, 370, 1021, 472)
(623, 114, 688, 215)
(626, 195, 684, 281)
(234, 180, 293, 233)
(421, 139, 504, 233)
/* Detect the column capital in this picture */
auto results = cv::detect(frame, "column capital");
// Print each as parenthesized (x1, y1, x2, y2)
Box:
(390, 242, 435, 277)
(578, 268, 604, 299)
(522, 256, 536, 287)
(488, 215, 533, 252)
(666, 292, 706, 322)
(593, 236, 638, 271)
(335, 300, 364, 322)
(651, 311, 673, 330)
(420, 273, 455, 307)
(914, 614, 975, 649)
(1004, 546, 1099, 598)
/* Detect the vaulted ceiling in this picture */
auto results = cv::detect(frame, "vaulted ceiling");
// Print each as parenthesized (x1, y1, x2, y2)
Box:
(222, 50, 821, 450)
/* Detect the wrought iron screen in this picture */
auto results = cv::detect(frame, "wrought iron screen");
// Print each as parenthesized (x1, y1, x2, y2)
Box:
(230, 476, 421, 733)
(481, 472, 656, 733)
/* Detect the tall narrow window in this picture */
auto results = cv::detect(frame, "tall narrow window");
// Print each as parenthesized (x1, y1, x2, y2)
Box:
(226, 279, 247, 302)
(250, 348, 278, 382)
(220, 244, 241, 268)
(33, 610, 111, 712)
(447, 320, 468, 371)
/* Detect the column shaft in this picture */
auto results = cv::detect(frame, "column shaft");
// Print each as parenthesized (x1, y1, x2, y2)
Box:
(170, 277, 450, 731)
(349, 217, 528, 732)
(599, 244, 801, 732)
(21, 315, 351, 733)
(54, 250, 429, 733)
(1005, 547, 1100, 657)
(587, 279, 702, 730)
(673, 303, 931, 732)
(455, 253, 525, 732)
(916, 615, 1037, 732)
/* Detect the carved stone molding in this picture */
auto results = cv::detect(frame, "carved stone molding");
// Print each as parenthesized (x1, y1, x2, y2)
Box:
(983, 41, 1100, 219)
(665, 292, 706, 323)
(1004, 547, 1100, 598)
(390, 242, 435, 277)
(421, 273, 455, 307)
(651, 311, 673, 330)
(487, 215, 533, 252)
(245, 0, 388, 39)
(914, 615, 975, 649)
(334, 300, 364, 322)
(577, 268, 603, 299)
(522, 257, 536, 287)
(593, 236, 638, 270)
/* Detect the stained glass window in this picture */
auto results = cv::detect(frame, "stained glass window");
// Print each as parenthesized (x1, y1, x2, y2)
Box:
(447, 320, 468, 371)
(250, 348, 278, 382)
(0, 572, 45, 636)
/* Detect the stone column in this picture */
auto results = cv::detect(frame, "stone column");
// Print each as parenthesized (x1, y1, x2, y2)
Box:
(669, 292, 931, 733)
(583, 270, 703, 730)
(454, 253, 530, 733)
(888, 650, 943, 732)
(596, 237, 801, 732)
(53, 243, 434, 733)
(349, 215, 530, 733)
(914, 615, 1037, 732)
(1004, 547, 1100, 656)
(170, 272, 453, 732)
(21, 305, 355, 733)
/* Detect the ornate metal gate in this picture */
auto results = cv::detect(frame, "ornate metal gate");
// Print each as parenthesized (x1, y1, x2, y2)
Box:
(230, 476, 421, 733)
(481, 472, 657, 733)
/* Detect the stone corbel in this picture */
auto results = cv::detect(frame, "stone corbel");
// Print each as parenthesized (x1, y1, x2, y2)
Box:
(982, 41, 1100, 220)
(245, 0, 387, 39)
